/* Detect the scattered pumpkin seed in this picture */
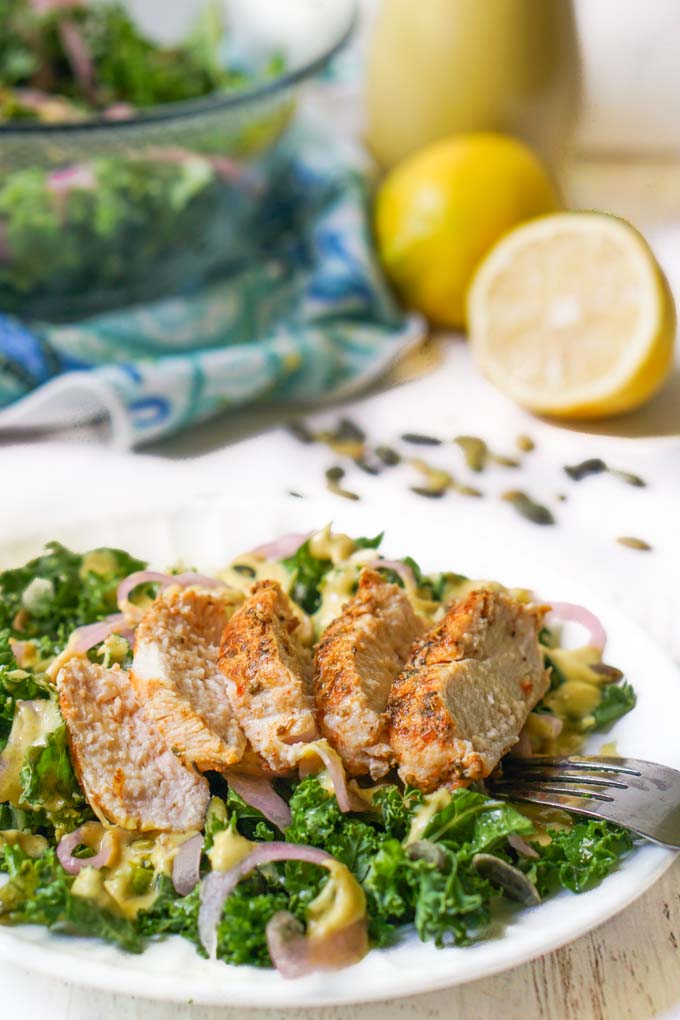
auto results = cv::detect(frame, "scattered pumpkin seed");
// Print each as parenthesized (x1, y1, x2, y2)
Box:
(410, 486, 446, 499)
(406, 841, 447, 869)
(354, 457, 381, 477)
(517, 434, 535, 453)
(472, 854, 540, 905)
(456, 484, 484, 498)
(287, 419, 315, 444)
(329, 485, 360, 501)
(564, 458, 607, 481)
(610, 469, 646, 488)
(288, 490, 304, 499)
(502, 490, 555, 526)
(335, 417, 366, 442)
(410, 458, 454, 494)
(401, 432, 443, 446)
(590, 662, 624, 682)
(556, 493, 568, 502)
(375, 445, 401, 466)
(319, 434, 365, 459)
(454, 435, 488, 472)
(325, 465, 345, 484)
(491, 454, 521, 469)
(617, 536, 652, 551)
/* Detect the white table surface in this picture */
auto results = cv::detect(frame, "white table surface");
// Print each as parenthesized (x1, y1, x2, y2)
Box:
(0, 154, 679, 1018)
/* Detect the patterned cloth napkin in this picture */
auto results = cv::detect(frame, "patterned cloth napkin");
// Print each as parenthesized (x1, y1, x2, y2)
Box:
(0, 128, 422, 447)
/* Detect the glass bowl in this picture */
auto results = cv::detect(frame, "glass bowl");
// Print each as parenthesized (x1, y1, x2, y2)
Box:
(0, 0, 356, 322)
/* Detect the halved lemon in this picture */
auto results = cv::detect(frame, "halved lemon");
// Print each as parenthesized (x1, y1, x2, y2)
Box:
(467, 212, 676, 418)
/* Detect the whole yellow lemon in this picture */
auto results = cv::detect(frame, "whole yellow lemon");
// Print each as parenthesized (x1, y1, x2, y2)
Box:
(374, 133, 561, 328)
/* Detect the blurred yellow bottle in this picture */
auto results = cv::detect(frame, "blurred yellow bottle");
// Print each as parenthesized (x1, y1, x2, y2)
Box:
(365, 0, 580, 171)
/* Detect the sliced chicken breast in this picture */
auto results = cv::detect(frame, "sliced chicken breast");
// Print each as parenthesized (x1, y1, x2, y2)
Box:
(131, 586, 246, 773)
(313, 569, 425, 778)
(387, 589, 549, 791)
(218, 580, 318, 774)
(57, 659, 209, 832)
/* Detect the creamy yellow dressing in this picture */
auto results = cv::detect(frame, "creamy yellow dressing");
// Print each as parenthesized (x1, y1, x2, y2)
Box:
(207, 827, 252, 872)
(0, 698, 62, 804)
(405, 789, 452, 845)
(80, 549, 120, 578)
(0, 829, 48, 857)
(306, 860, 366, 941)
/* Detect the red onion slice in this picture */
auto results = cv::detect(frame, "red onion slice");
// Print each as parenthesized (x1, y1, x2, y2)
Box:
(266, 911, 369, 979)
(249, 533, 310, 560)
(226, 773, 291, 831)
(117, 570, 226, 618)
(199, 843, 333, 959)
(296, 742, 367, 814)
(367, 559, 416, 587)
(57, 822, 115, 875)
(547, 602, 607, 651)
(69, 613, 135, 654)
(172, 834, 203, 896)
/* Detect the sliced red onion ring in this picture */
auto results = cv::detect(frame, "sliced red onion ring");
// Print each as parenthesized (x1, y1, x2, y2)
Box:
(117, 570, 226, 618)
(57, 822, 114, 875)
(367, 559, 416, 587)
(249, 533, 310, 560)
(226, 773, 291, 830)
(58, 19, 94, 99)
(509, 728, 532, 758)
(69, 613, 135, 654)
(198, 843, 333, 959)
(297, 742, 367, 814)
(547, 602, 606, 652)
(539, 714, 564, 738)
(172, 834, 203, 896)
(266, 911, 369, 979)
(507, 834, 539, 860)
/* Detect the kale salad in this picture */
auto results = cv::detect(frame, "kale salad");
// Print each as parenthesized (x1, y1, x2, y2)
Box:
(0, 0, 290, 318)
(0, 530, 637, 976)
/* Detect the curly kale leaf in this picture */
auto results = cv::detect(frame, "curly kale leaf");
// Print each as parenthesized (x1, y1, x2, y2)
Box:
(591, 682, 637, 729)
(282, 533, 383, 615)
(528, 820, 634, 895)
(19, 722, 91, 832)
(422, 788, 534, 853)
(0, 844, 141, 952)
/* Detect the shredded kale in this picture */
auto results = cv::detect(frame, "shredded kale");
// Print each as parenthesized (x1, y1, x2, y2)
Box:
(0, 844, 141, 952)
(282, 533, 383, 615)
(19, 722, 91, 833)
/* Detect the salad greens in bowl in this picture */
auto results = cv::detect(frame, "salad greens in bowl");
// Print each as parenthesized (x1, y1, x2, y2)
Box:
(0, 527, 638, 978)
(0, 0, 356, 320)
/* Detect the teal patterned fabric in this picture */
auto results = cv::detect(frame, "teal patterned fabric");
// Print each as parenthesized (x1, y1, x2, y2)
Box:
(0, 128, 420, 446)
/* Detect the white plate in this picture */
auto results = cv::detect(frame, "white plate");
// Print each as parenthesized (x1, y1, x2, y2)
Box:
(0, 499, 677, 1008)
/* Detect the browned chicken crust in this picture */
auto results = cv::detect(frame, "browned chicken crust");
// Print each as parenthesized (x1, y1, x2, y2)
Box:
(130, 586, 246, 773)
(57, 659, 209, 832)
(219, 580, 318, 774)
(313, 569, 425, 778)
(387, 589, 549, 791)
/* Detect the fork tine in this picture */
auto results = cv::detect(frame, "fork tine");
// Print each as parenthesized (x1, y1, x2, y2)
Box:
(490, 780, 615, 802)
(490, 786, 616, 816)
(501, 756, 643, 777)
(494, 769, 629, 789)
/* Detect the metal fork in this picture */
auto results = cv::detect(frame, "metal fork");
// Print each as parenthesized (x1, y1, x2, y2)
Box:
(486, 756, 680, 849)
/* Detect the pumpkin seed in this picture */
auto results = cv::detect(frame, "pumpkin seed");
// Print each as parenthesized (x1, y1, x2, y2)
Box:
(354, 456, 381, 476)
(327, 482, 360, 501)
(406, 841, 447, 869)
(288, 490, 304, 499)
(456, 484, 484, 498)
(473, 853, 540, 905)
(410, 458, 454, 494)
(232, 564, 256, 578)
(590, 662, 624, 682)
(336, 417, 366, 442)
(610, 469, 646, 488)
(319, 434, 365, 459)
(564, 458, 607, 481)
(287, 419, 315, 444)
(516, 434, 535, 453)
(556, 493, 568, 502)
(454, 435, 488, 472)
(502, 490, 555, 526)
(375, 445, 401, 466)
(402, 432, 443, 446)
(617, 536, 652, 551)
(491, 454, 521, 468)
(411, 486, 446, 499)
(325, 465, 345, 484)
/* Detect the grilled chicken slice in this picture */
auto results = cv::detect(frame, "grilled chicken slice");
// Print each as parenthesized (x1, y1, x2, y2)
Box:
(57, 659, 209, 831)
(218, 580, 317, 774)
(313, 569, 425, 778)
(388, 589, 549, 791)
(131, 586, 246, 773)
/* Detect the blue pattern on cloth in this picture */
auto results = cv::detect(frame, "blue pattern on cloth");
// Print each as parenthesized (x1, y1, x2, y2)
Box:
(0, 128, 420, 446)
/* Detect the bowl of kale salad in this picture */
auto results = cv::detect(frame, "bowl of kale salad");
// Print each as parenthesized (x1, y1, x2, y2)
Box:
(0, 0, 356, 320)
